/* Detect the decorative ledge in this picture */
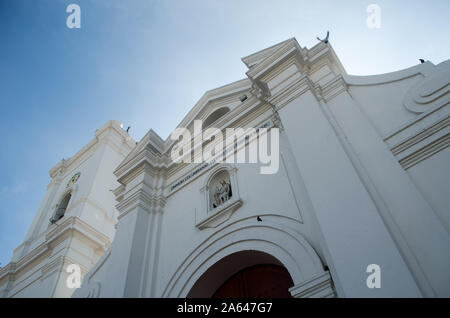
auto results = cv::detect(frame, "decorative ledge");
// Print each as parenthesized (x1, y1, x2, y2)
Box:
(289, 271, 335, 298)
(196, 198, 243, 230)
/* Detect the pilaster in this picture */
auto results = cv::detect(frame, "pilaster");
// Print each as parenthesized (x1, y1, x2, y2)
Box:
(111, 154, 166, 297)
(324, 89, 450, 297)
(248, 41, 422, 297)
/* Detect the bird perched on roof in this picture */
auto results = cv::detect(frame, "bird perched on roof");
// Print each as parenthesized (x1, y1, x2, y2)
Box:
(317, 31, 330, 44)
(419, 59, 425, 64)
(257, 216, 262, 222)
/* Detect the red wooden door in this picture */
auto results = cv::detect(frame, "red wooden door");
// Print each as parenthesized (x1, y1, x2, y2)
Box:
(212, 264, 294, 298)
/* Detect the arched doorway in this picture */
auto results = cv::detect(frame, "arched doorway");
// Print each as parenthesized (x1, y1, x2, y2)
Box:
(187, 250, 294, 298)
(164, 217, 333, 298)
(213, 264, 293, 298)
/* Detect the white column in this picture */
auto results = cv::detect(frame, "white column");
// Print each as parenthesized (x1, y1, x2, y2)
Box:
(325, 91, 450, 297)
(274, 86, 421, 297)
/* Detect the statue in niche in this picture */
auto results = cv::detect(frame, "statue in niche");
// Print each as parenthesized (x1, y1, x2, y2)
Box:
(212, 180, 232, 208)
(67, 172, 80, 188)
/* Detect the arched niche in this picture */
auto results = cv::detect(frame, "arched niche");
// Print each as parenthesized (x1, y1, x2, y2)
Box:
(203, 107, 230, 128)
(208, 169, 232, 210)
(196, 165, 242, 230)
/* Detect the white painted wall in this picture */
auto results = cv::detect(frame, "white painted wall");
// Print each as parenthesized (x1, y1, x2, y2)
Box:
(0, 121, 134, 298)
(6, 38, 450, 298)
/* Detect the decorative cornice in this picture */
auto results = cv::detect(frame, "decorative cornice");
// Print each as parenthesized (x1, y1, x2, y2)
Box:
(398, 132, 449, 170)
(46, 217, 111, 249)
(0, 243, 50, 284)
(114, 97, 274, 191)
(386, 113, 450, 170)
(116, 129, 166, 175)
(40, 255, 88, 281)
(49, 121, 135, 179)
(343, 61, 436, 86)
(0, 217, 109, 291)
(289, 271, 335, 298)
(165, 119, 274, 196)
(391, 116, 449, 156)
(169, 79, 251, 140)
(196, 199, 243, 230)
(403, 61, 450, 114)
(268, 75, 316, 110)
(241, 38, 293, 68)
(116, 188, 166, 219)
(115, 149, 166, 184)
(246, 39, 305, 81)
(316, 74, 348, 102)
(113, 39, 348, 188)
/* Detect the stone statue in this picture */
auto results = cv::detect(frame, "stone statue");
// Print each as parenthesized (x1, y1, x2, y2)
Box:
(213, 180, 232, 208)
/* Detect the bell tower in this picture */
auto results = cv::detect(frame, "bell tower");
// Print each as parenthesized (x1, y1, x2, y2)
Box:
(0, 120, 135, 297)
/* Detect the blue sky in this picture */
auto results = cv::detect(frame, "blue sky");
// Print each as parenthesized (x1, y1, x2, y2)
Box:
(0, 0, 448, 267)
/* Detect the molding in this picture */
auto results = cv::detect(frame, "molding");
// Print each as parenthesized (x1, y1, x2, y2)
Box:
(115, 130, 166, 177)
(403, 61, 450, 114)
(114, 93, 274, 187)
(196, 199, 243, 230)
(289, 271, 335, 298)
(50, 120, 134, 179)
(268, 75, 316, 110)
(0, 217, 109, 296)
(0, 243, 50, 284)
(383, 103, 449, 145)
(169, 79, 251, 143)
(162, 216, 323, 297)
(343, 61, 435, 86)
(164, 99, 271, 178)
(246, 39, 305, 81)
(398, 133, 449, 170)
(241, 38, 293, 68)
(116, 189, 166, 219)
(40, 255, 88, 281)
(46, 217, 111, 250)
(166, 119, 274, 196)
(317, 74, 348, 102)
(387, 113, 450, 170)
(390, 116, 449, 155)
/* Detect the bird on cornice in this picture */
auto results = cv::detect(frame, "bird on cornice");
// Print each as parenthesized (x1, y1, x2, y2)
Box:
(317, 31, 330, 44)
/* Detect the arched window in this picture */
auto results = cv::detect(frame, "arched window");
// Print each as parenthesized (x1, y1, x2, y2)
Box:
(50, 192, 71, 224)
(203, 107, 230, 128)
(209, 169, 232, 210)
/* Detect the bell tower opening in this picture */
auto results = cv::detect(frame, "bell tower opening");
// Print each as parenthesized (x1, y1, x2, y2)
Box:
(50, 192, 71, 224)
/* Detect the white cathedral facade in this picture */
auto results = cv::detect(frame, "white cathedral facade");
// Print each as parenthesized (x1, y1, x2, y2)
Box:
(1, 38, 449, 298)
